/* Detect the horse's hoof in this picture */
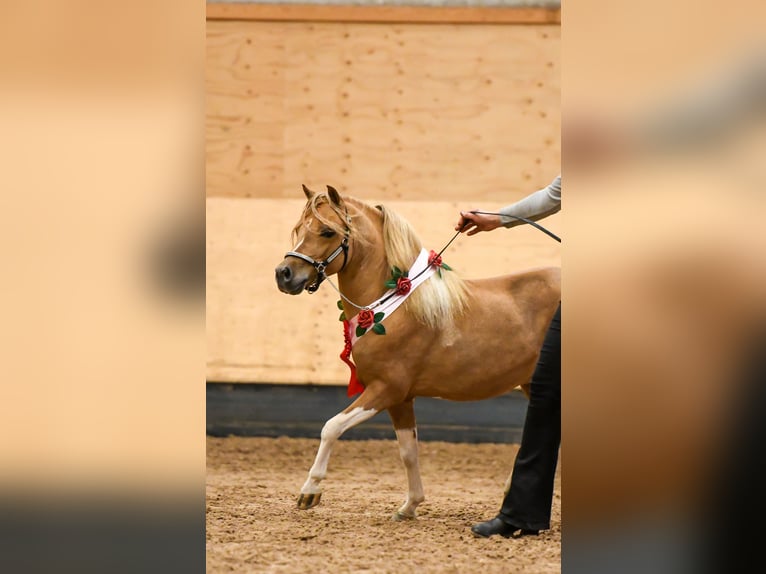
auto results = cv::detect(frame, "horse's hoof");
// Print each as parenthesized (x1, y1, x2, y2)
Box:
(297, 492, 322, 510)
(392, 510, 415, 521)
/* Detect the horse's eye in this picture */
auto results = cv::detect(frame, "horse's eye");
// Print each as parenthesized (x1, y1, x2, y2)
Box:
(320, 228, 336, 238)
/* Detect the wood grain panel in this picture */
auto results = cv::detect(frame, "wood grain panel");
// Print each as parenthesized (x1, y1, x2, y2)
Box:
(207, 196, 560, 384)
(206, 23, 286, 198)
(206, 20, 560, 202)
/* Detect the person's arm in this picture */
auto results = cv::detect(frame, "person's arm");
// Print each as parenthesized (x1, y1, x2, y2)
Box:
(499, 175, 561, 228)
(455, 175, 561, 236)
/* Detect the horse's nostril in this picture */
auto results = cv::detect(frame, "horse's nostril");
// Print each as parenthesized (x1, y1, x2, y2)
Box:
(280, 266, 292, 281)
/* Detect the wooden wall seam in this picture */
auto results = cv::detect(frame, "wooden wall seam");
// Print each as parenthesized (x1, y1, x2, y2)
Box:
(206, 3, 561, 25)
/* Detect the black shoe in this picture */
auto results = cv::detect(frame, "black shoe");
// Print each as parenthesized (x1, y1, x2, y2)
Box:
(471, 517, 518, 538)
(471, 518, 541, 539)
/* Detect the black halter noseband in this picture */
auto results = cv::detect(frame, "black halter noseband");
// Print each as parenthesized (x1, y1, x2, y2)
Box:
(284, 231, 350, 294)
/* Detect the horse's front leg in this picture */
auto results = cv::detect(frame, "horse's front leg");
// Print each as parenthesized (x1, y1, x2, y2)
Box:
(297, 382, 390, 509)
(387, 400, 425, 520)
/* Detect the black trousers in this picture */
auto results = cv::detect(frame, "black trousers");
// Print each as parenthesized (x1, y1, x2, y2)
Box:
(498, 303, 561, 531)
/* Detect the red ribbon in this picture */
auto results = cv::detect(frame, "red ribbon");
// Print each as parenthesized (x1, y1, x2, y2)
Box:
(341, 320, 364, 397)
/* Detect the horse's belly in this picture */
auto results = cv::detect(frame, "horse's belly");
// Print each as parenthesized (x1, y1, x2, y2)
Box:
(411, 352, 538, 402)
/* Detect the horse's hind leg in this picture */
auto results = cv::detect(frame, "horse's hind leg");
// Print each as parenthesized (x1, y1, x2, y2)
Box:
(387, 400, 425, 520)
(297, 383, 390, 510)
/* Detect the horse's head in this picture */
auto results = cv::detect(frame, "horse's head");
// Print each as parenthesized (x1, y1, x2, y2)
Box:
(275, 184, 351, 295)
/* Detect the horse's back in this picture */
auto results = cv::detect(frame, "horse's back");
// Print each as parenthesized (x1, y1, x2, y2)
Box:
(466, 266, 561, 307)
(462, 266, 560, 343)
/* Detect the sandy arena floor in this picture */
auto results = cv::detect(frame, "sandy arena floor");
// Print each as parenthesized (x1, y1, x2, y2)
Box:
(207, 436, 560, 573)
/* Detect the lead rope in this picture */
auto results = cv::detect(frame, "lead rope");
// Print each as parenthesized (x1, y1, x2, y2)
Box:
(468, 211, 562, 243)
(324, 212, 560, 310)
(325, 277, 368, 310)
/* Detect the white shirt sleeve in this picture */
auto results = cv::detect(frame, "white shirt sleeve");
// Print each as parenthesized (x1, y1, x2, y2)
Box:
(499, 175, 561, 228)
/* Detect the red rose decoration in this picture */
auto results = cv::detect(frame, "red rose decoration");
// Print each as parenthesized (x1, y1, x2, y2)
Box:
(357, 309, 375, 329)
(428, 250, 442, 268)
(395, 277, 412, 296)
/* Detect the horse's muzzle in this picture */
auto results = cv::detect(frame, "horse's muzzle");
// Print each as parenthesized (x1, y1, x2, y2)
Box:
(275, 262, 310, 295)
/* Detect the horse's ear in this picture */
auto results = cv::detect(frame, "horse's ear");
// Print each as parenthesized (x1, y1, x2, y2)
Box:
(326, 185, 342, 206)
(302, 184, 314, 200)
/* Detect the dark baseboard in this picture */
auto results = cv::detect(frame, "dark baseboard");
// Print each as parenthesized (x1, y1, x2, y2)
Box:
(207, 383, 527, 443)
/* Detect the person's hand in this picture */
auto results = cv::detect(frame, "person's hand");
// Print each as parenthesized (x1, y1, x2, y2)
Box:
(454, 211, 502, 236)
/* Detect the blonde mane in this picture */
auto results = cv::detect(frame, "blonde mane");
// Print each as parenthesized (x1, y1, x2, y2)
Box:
(376, 204, 468, 330)
(291, 193, 364, 245)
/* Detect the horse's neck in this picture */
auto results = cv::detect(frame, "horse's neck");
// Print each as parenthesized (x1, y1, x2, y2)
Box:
(337, 211, 389, 316)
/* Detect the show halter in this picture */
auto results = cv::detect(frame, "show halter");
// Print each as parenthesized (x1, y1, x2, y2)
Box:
(284, 236, 348, 293)
(284, 210, 352, 293)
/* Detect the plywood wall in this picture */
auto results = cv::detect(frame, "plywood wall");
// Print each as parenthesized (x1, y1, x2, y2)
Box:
(207, 16, 560, 384)
(207, 20, 560, 202)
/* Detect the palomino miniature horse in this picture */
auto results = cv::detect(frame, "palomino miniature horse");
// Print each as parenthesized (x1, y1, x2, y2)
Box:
(275, 185, 560, 520)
